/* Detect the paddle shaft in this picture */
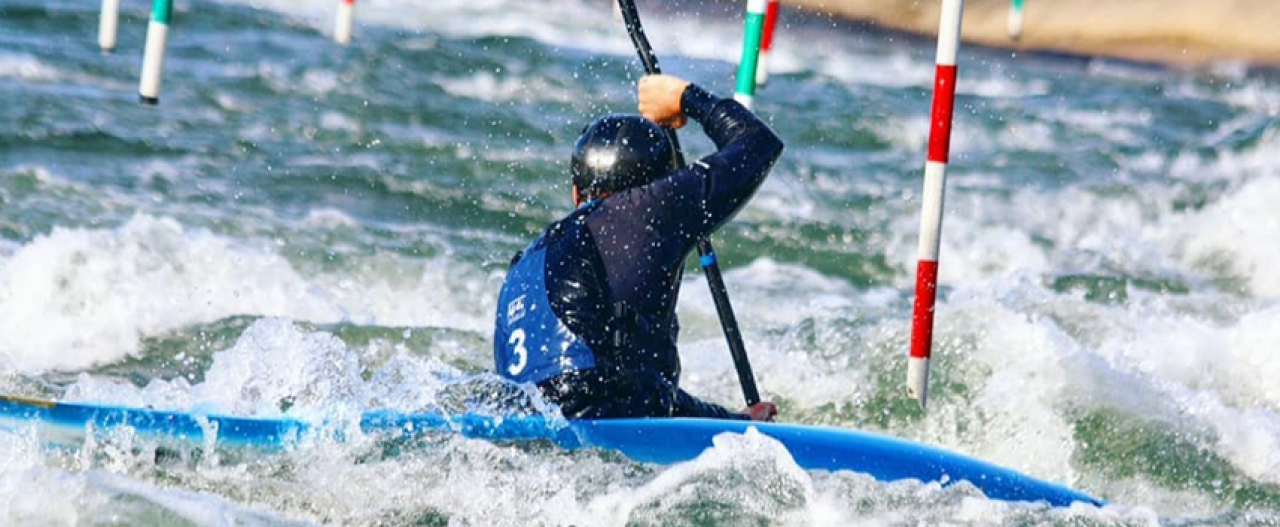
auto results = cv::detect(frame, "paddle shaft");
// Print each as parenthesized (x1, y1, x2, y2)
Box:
(616, 0, 761, 407)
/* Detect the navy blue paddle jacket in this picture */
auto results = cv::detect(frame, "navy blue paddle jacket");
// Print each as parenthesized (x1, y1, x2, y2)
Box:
(494, 84, 783, 420)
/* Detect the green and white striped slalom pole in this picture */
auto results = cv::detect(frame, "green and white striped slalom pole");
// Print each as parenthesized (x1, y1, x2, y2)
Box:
(1008, 0, 1024, 40)
(138, 0, 172, 105)
(733, 0, 766, 109)
(754, 0, 779, 86)
(98, 0, 120, 53)
(334, 0, 355, 45)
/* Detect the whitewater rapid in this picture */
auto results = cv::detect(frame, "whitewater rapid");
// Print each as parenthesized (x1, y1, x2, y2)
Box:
(3, 0, 1280, 524)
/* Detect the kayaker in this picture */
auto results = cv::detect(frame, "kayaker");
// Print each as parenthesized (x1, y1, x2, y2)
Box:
(493, 74, 782, 421)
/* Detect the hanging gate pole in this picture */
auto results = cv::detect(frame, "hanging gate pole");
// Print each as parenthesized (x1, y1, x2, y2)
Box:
(139, 0, 173, 105)
(1008, 0, 1024, 40)
(908, 0, 965, 410)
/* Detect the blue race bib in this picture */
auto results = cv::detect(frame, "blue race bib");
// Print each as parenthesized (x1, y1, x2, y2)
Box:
(494, 238, 596, 384)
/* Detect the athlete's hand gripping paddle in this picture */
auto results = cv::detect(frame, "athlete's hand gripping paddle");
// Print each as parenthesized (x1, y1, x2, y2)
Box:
(616, 0, 762, 408)
(637, 75, 689, 129)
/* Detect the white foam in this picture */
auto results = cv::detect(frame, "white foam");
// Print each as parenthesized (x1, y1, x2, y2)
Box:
(179, 317, 368, 417)
(2, 165, 73, 187)
(807, 39, 1053, 98)
(1222, 81, 1280, 115)
(0, 424, 318, 524)
(0, 53, 64, 83)
(0, 429, 109, 525)
(1174, 127, 1280, 184)
(62, 318, 553, 425)
(0, 215, 496, 373)
(683, 258, 863, 329)
(1042, 106, 1154, 146)
(1085, 59, 1165, 84)
(212, 91, 254, 113)
(1089, 481, 1210, 521)
(858, 150, 1280, 492)
(434, 71, 575, 104)
(997, 120, 1056, 151)
(300, 207, 358, 228)
(875, 241, 1280, 493)
(882, 177, 1197, 289)
(817, 49, 931, 89)
(1082, 300, 1280, 485)
(215, 0, 633, 57)
(0, 216, 337, 372)
(1174, 175, 1280, 297)
(86, 471, 313, 526)
(902, 286, 1084, 482)
(254, 62, 349, 97)
(317, 110, 360, 133)
(574, 428, 818, 526)
(0, 53, 130, 91)
(1177, 390, 1280, 486)
(888, 113, 1057, 156)
(962, 75, 1052, 99)
(673, 259, 889, 410)
(1101, 303, 1280, 409)
(299, 68, 342, 95)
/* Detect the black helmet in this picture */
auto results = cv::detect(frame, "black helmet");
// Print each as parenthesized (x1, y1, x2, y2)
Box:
(571, 115, 675, 200)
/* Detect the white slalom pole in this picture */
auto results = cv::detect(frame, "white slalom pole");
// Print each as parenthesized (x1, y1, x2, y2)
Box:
(733, 0, 767, 108)
(1008, 0, 1024, 40)
(907, 0, 964, 410)
(99, 0, 121, 53)
(755, 0, 779, 86)
(138, 0, 172, 105)
(334, 0, 354, 45)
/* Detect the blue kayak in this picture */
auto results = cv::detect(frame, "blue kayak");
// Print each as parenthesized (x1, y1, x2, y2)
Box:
(0, 394, 1102, 507)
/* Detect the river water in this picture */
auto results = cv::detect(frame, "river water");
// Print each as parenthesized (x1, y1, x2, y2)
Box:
(3, 0, 1280, 525)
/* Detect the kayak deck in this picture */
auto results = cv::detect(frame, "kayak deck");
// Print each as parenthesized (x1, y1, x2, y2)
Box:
(0, 394, 1102, 507)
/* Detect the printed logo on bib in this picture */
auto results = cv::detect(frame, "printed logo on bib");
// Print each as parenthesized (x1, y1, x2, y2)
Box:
(507, 295, 527, 326)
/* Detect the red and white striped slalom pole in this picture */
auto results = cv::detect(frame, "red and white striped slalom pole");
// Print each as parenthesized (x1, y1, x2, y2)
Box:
(907, 0, 965, 409)
(755, 0, 780, 86)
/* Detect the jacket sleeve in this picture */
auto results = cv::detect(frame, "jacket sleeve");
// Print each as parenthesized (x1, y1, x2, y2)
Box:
(586, 83, 785, 273)
(671, 387, 750, 420)
(674, 82, 785, 239)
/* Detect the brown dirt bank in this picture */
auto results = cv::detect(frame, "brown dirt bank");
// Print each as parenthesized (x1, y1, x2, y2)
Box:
(783, 0, 1280, 67)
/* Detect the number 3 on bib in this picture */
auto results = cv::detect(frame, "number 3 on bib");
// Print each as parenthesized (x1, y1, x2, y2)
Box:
(507, 328, 528, 376)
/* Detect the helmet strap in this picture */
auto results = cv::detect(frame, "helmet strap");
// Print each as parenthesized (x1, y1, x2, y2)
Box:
(573, 184, 613, 208)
